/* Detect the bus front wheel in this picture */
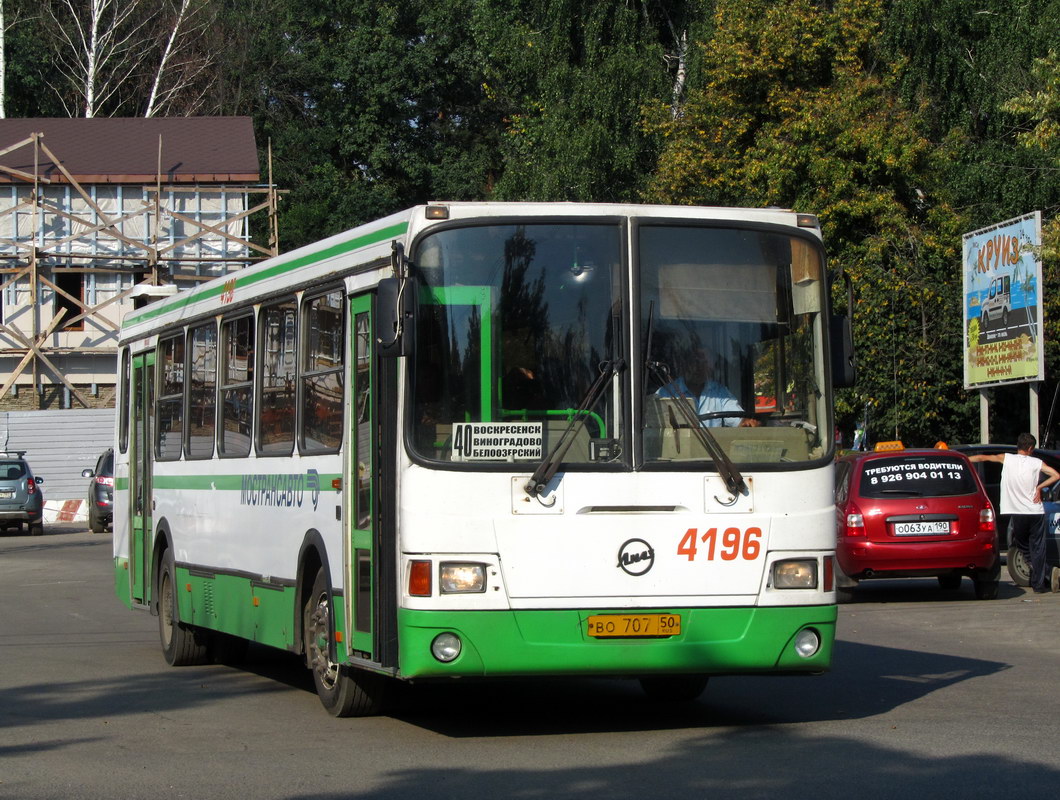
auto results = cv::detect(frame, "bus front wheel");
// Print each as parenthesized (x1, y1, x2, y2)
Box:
(304, 566, 387, 717)
(158, 549, 209, 666)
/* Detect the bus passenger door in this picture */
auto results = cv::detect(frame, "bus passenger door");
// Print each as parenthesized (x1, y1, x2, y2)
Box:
(348, 295, 376, 657)
(130, 351, 155, 606)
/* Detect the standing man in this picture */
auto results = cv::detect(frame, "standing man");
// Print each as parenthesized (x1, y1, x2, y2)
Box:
(970, 433, 1060, 593)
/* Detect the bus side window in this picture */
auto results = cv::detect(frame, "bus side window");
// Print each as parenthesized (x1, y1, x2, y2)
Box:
(301, 289, 344, 453)
(186, 322, 217, 459)
(259, 298, 297, 455)
(157, 332, 185, 461)
(220, 315, 254, 457)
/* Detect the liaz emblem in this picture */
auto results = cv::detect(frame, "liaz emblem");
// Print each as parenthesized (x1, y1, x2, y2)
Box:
(617, 538, 654, 576)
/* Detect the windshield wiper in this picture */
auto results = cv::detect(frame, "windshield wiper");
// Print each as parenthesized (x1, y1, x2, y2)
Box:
(525, 359, 625, 498)
(644, 301, 746, 497)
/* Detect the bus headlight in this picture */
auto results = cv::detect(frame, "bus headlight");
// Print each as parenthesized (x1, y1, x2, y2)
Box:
(431, 633, 462, 662)
(772, 559, 818, 589)
(794, 628, 821, 658)
(439, 563, 486, 594)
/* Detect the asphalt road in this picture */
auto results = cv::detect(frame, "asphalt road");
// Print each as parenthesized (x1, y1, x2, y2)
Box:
(2, 524, 1060, 799)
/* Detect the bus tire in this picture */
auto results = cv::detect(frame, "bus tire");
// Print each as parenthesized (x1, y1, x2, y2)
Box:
(1007, 546, 1031, 587)
(304, 566, 387, 717)
(158, 549, 209, 666)
(639, 674, 709, 702)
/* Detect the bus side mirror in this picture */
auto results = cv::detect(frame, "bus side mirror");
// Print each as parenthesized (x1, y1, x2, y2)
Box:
(377, 277, 415, 358)
(830, 314, 856, 388)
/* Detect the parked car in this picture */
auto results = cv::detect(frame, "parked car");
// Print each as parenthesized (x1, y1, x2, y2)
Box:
(82, 448, 114, 533)
(0, 451, 44, 536)
(951, 443, 1060, 586)
(834, 444, 999, 600)
(980, 273, 1011, 330)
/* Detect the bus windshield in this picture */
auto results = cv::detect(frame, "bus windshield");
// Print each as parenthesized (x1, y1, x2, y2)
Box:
(410, 219, 830, 467)
(639, 223, 829, 465)
(411, 222, 623, 464)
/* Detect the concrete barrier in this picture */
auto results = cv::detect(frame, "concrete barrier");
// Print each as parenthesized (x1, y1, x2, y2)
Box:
(44, 499, 88, 523)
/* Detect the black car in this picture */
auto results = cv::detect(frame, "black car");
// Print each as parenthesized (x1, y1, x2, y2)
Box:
(951, 443, 1060, 586)
(82, 449, 113, 533)
(0, 451, 44, 535)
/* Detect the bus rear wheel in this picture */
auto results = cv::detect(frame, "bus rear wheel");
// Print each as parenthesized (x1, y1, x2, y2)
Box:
(639, 674, 709, 702)
(304, 566, 387, 717)
(158, 549, 209, 666)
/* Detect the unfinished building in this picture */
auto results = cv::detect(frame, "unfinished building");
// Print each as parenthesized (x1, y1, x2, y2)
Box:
(0, 117, 278, 413)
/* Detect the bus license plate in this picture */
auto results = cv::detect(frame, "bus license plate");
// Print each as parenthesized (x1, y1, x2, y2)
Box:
(894, 521, 950, 536)
(587, 614, 681, 638)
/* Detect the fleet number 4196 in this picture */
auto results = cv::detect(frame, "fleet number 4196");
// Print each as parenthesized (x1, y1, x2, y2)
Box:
(677, 527, 762, 561)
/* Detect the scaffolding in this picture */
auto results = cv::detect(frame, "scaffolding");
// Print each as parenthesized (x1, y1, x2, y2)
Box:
(0, 131, 280, 409)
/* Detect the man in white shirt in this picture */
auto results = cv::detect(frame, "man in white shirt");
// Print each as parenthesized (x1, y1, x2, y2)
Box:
(657, 347, 747, 427)
(970, 433, 1060, 593)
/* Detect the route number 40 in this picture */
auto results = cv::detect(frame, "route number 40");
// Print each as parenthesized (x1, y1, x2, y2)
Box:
(677, 527, 762, 561)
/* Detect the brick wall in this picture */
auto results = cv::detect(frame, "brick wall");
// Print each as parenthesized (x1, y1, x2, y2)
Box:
(0, 385, 117, 412)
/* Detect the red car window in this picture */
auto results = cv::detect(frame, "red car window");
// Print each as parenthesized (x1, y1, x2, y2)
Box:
(857, 455, 978, 498)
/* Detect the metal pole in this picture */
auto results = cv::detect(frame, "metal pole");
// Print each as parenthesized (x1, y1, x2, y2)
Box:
(980, 390, 990, 444)
(1042, 381, 1060, 448)
(1031, 382, 1040, 443)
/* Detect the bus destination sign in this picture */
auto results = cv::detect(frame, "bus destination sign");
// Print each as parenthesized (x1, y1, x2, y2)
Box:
(451, 422, 544, 462)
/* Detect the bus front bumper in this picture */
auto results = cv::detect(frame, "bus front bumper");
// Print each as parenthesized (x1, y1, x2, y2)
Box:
(395, 605, 836, 679)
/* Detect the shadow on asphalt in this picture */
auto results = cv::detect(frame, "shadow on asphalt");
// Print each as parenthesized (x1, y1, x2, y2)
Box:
(839, 575, 1031, 603)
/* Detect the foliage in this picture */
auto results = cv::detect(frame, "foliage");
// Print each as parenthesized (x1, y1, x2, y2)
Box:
(1004, 48, 1060, 160)
(474, 0, 697, 202)
(645, 0, 976, 445)
(209, 0, 504, 248)
(1003, 47, 1060, 441)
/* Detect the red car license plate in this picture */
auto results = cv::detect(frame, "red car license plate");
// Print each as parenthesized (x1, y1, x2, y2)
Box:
(894, 520, 950, 536)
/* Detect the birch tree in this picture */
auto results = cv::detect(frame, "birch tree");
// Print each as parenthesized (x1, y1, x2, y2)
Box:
(43, 0, 214, 117)
(1, 2, 6, 118)
(44, 0, 156, 117)
(143, 0, 214, 117)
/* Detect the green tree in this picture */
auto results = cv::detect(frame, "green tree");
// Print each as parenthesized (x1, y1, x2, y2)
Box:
(478, 0, 703, 202)
(646, 0, 974, 445)
(1003, 49, 1060, 441)
(212, 0, 504, 249)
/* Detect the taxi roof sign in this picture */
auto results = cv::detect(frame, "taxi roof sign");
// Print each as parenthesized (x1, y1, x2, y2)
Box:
(873, 440, 905, 452)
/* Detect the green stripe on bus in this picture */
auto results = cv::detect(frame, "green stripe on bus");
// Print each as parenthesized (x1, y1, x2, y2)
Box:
(150, 473, 341, 491)
(125, 220, 409, 326)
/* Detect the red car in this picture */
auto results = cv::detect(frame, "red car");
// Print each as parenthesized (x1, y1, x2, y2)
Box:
(834, 445, 1000, 601)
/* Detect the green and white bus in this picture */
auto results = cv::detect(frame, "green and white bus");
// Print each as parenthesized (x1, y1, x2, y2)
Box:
(113, 202, 854, 716)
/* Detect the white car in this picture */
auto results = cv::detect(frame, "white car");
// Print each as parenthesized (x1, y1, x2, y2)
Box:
(980, 274, 1011, 329)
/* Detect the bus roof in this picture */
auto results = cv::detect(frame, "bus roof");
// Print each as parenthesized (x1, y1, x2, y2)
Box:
(119, 202, 818, 343)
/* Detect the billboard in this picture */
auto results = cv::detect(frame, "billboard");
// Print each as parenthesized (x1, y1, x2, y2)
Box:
(963, 212, 1043, 389)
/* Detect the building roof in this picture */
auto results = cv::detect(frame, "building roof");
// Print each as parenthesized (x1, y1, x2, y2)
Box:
(0, 117, 260, 184)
